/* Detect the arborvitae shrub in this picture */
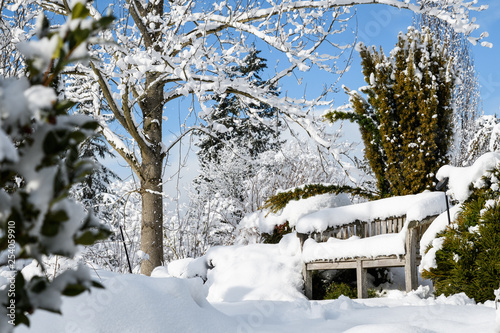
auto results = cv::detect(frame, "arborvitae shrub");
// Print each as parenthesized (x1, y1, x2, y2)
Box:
(422, 167, 500, 303)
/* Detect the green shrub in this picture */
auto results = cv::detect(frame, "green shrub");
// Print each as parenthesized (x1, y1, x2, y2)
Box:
(262, 222, 293, 244)
(261, 184, 374, 214)
(323, 281, 378, 299)
(422, 167, 500, 303)
(324, 282, 357, 299)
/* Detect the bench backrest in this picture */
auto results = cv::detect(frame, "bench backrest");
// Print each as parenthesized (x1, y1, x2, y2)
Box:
(297, 214, 437, 255)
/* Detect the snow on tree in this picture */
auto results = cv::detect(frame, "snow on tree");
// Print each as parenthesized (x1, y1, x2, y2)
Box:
(65, 73, 120, 223)
(0, 4, 112, 330)
(416, 13, 483, 167)
(78, 178, 144, 273)
(196, 47, 282, 164)
(187, 48, 283, 247)
(18, 0, 488, 275)
(0, 2, 37, 78)
(325, 27, 454, 197)
(466, 115, 500, 165)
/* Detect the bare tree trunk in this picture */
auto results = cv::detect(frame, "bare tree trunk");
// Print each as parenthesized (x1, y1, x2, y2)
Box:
(140, 72, 164, 275)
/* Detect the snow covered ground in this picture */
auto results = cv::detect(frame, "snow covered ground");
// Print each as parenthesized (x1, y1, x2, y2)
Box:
(15, 270, 498, 333)
(16, 241, 499, 333)
(14, 153, 500, 332)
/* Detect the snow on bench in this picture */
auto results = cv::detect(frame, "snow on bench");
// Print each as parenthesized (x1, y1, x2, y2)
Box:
(296, 191, 448, 299)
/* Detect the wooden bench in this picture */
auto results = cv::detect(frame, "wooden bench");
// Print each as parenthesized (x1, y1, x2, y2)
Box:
(297, 214, 437, 299)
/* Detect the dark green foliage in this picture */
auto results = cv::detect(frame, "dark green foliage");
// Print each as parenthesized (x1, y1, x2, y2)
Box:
(323, 282, 377, 300)
(422, 167, 500, 303)
(314, 269, 386, 300)
(324, 282, 357, 299)
(0, 6, 113, 329)
(197, 47, 282, 164)
(261, 184, 375, 214)
(262, 222, 292, 244)
(325, 27, 454, 197)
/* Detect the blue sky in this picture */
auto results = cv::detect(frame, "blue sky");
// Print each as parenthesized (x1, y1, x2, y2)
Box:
(336, 2, 500, 116)
(97, 1, 500, 183)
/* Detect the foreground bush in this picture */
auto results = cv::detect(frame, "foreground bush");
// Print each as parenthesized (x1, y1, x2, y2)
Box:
(422, 167, 500, 303)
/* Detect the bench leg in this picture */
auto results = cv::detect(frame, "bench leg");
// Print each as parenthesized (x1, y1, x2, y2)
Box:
(303, 264, 313, 299)
(356, 259, 368, 299)
(405, 227, 418, 292)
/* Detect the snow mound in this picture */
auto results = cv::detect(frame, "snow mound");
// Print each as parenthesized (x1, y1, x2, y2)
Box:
(437, 152, 500, 202)
(239, 192, 350, 235)
(296, 191, 446, 234)
(496, 289, 500, 330)
(343, 324, 433, 333)
(165, 235, 305, 302)
(17, 272, 237, 333)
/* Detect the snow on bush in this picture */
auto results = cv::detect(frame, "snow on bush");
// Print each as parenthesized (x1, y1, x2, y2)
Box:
(422, 155, 500, 302)
(159, 233, 305, 302)
(421, 152, 500, 272)
(0, 4, 113, 331)
(437, 152, 500, 202)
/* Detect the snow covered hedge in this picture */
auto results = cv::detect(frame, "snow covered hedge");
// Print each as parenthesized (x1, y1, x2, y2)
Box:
(422, 153, 500, 303)
(0, 2, 113, 331)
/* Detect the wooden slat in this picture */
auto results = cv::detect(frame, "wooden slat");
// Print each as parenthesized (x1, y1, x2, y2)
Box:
(307, 261, 358, 270)
(405, 227, 418, 292)
(303, 264, 313, 299)
(361, 257, 405, 268)
(306, 256, 406, 270)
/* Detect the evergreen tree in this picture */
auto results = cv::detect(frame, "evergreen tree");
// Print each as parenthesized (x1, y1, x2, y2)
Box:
(325, 27, 454, 197)
(197, 48, 282, 164)
(71, 136, 119, 221)
(63, 69, 120, 221)
(192, 48, 283, 234)
(416, 11, 482, 167)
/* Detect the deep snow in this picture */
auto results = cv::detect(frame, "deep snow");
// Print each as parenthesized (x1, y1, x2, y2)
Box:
(16, 241, 499, 333)
(15, 152, 500, 332)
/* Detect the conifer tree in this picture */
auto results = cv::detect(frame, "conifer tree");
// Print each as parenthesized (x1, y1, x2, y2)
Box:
(192, 48, 282, 233)
(416, 12, 482, 167)
(325, 27, 454, 197)
(197, 48, 282, 164)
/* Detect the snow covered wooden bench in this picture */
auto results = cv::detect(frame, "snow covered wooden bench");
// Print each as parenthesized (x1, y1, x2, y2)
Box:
(295, 192, 448, 299)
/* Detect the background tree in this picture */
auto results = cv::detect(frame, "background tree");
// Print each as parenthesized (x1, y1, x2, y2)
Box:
(22, 0, 486, 275)
(189, 47, 282, 245)
(465, 115, 500, 165)
(0, 1, 36, 79)
(325, 27, 454, 197)
(197, 48, 282, 164)
(416, 13, 482, 166)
